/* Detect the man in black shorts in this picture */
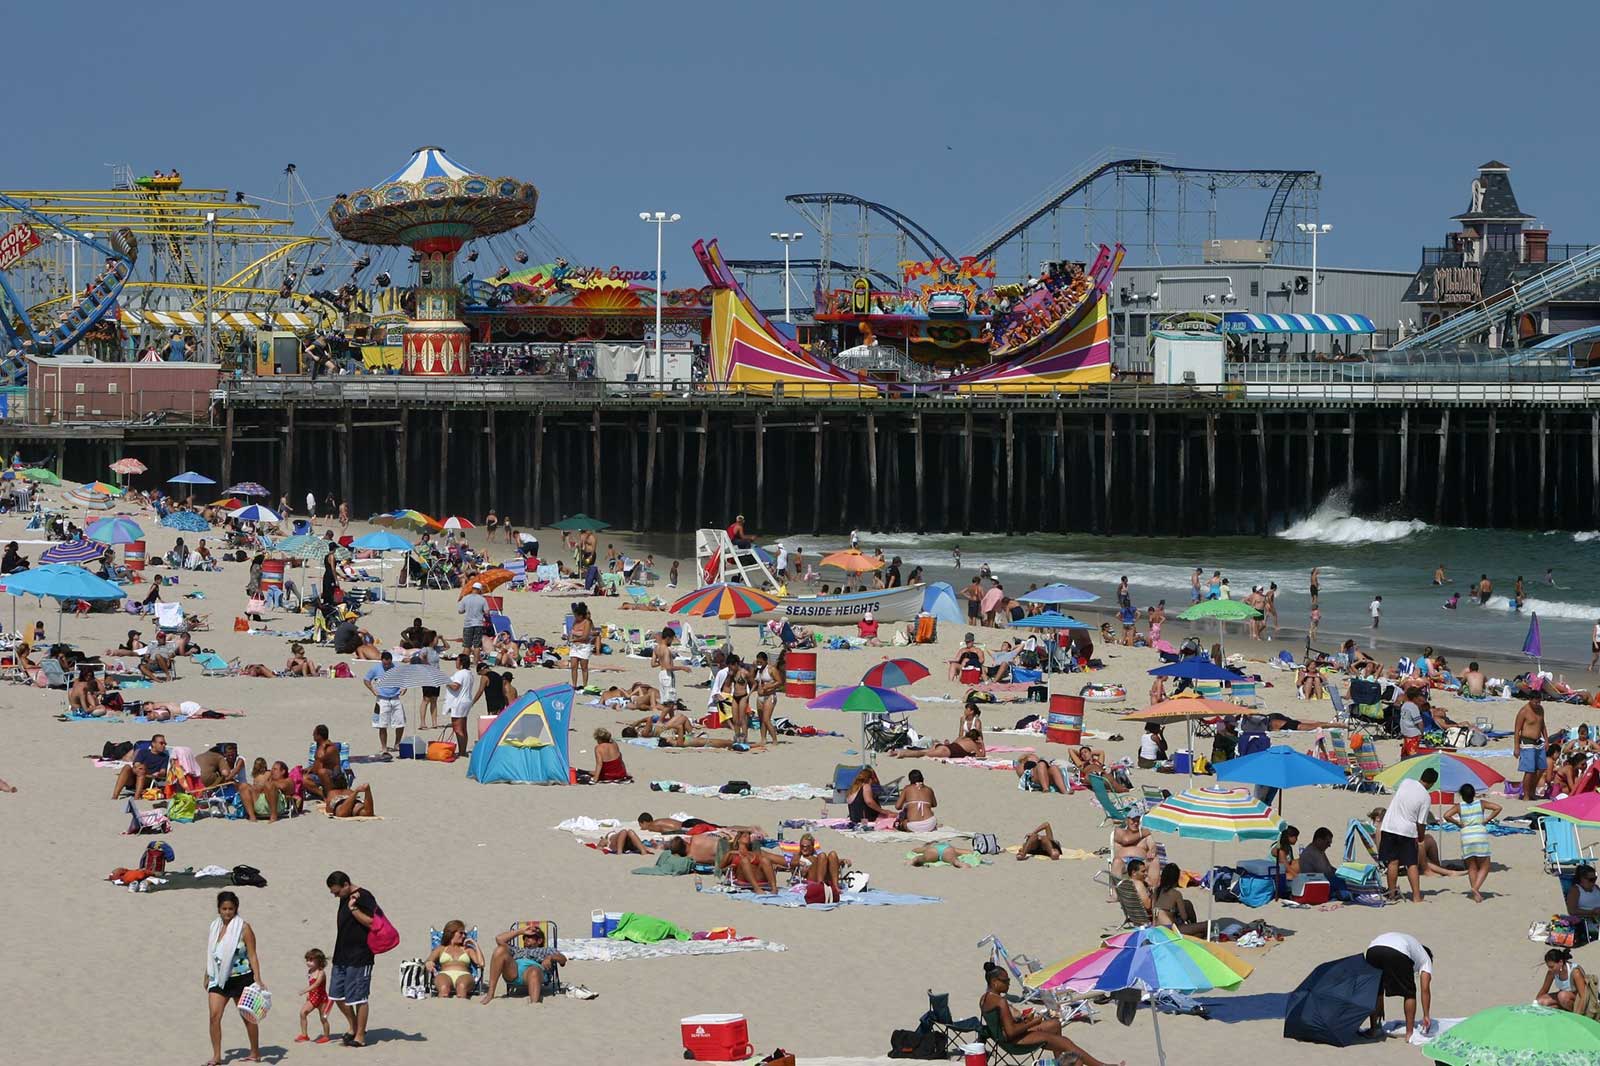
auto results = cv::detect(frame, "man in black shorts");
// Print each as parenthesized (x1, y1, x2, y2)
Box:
(1363, 931, 1434, 1040)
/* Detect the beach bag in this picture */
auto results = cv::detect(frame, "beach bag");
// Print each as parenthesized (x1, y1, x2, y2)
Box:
(140, 842, 172, 874)
(230, 865, 268, 888)
(237, 984, 271, 1024)
(233, 616, 249, 632)
(1210, 868, 1242, 903)
(103, 740, 135, 761)
(397, 958, 430, 999)
(887, 1028, 946, 1059)
(1236, 873, 1276, 908)
(718, 780, 752, 795)
(332, 662, 354, 679)
(426, 741, 457, 763)
(367, 910, 401, 955)
(972, 833, 1002, 855)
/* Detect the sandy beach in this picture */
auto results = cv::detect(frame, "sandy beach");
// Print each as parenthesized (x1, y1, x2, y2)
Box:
(3, 496, 1595, 1065)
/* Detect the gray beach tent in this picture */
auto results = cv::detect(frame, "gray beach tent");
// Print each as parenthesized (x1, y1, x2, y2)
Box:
(1283, 954, 1381, 1047)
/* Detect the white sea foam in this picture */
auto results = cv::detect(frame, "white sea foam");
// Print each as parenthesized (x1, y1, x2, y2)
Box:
(1278, 496, 1429, 545)
(1572, 531, 1600, 543)
(1482, 595, 1600, 621)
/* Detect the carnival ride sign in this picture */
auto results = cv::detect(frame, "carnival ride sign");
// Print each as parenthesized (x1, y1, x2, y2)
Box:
(899, 256, 997, 283)
(0, 223, 41, 270)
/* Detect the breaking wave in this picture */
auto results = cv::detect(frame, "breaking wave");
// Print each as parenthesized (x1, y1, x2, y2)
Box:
(1278, 495, 1429, 545)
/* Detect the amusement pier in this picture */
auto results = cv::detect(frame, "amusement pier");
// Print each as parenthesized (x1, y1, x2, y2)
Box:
(4, 151, 1600, 534)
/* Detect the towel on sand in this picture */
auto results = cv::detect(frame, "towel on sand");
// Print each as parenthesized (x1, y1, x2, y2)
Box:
(728, 887, 941, 910)
(607, 912, 688, 944)
(560, 936, 786, 962)
(633, 853, 696, 876)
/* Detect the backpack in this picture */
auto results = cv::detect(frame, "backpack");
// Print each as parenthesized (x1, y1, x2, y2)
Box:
(973, 833, 1002, 855)
(230, 864, 268, 888)
(1210, 868, 1242, 903)
(719, 780, 752, 795)
(887, 1028, 946, 1059)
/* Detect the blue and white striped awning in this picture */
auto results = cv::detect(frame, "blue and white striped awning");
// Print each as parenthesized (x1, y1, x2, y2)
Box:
(1221, 312, 1375, 334)
(381, 146, 475, 185)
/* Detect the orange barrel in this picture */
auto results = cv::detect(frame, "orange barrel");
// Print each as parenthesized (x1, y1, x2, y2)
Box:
(785, 650, 817, 699)
(260, 557, 286, 594)
(1047, 693, 1085, 746)
(123, 540, 146, 571)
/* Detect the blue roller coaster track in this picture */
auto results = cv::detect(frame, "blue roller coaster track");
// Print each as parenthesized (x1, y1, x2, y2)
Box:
(0, 191, 138, 384)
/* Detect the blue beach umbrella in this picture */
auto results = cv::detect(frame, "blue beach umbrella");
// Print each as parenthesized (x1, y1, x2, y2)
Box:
(351, 531, 414, 553)
(1213, 745, 1347, 812)
(1005, 611, 1087, 629)
(160, 511, 211, 532)
(229, 504, 281, 523)
(41, 539, 107, 565)
(1148, 660, 1238, 682)
(86, 517, 145, 545)
(1522, 612, 1542, 670)
(3, 563, 126, 639)
(167, 471, 216, 486)
(1017, 582, 1099, 605)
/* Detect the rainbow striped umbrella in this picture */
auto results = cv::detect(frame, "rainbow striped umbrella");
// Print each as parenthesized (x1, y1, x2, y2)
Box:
(1374, 752, 1504, 802)
(88, 481, 124, 497)
(806, 684, 917, 714)
(669, 583, 780, 620)
(860, 658, 930, 689)
(86, 517, 144, 545)
(1142, 786, 1282, 842)
(1024, 926, 1253, 994)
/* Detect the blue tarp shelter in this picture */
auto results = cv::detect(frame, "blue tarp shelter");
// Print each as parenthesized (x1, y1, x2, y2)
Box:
(468, 683, 573, 785)
(921, 582, 962, 624)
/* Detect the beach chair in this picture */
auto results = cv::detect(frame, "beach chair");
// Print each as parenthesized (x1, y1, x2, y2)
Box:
(1107, 872, 1154, 928)
(425, 926, 484, 995)
(488, 612, 516, 642)
(505, 921, 563, 997)
(1344, 734, 1388, 792)
(1229, 679, 1263, 709)
(37, 658, 70, 689)
(1086, 773, 1142, 825)
(980, 1010, 1049, 1066)
(599, 571, 624, 597)
(1195, 680, 1225, 701)
(1338, 819, 1384, 889)
(1541, 818, 1598, 874)
(626, 585, 652, 608)
(920, 990, 983, 1047)
(197, 653, 239, 677)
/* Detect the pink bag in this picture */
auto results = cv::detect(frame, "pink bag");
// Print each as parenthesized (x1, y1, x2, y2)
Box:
(367, 910, 400, 955)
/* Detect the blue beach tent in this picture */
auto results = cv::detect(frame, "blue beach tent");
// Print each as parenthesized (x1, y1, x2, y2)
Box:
(922, 582, 963, 624)
(468, 683, 574, 785)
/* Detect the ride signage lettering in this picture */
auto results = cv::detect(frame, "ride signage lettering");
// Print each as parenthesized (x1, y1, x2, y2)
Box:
(899, 256, 997, 283)
(0, 223, 41, 270)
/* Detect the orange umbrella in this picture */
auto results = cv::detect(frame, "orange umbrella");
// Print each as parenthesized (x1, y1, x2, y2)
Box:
(460, 567, 515, 598)
(208, 497, 243, 509)
(1122, 699, 1239, 721)
(820, 550, 883, 573)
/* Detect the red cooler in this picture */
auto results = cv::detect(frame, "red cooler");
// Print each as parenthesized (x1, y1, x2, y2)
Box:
(680, 1014, 752, 1061)
(1047, 694, 1084, 746)
(959, 664, 982, 685)
(784, 650, 816, 700)
(124, 540, 146, 571)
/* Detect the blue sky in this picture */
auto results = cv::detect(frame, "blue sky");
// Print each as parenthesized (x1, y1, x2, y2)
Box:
(12, 1, 1600, 281)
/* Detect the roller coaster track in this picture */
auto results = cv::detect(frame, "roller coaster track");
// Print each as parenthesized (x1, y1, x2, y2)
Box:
(0, 192, 137, 382)
(783, 193, 958, 264)
(723, 258, 901, 292)
(1391, 242, 1600, 351)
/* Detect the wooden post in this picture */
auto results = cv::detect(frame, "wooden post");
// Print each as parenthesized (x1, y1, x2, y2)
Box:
(531, 410, 544, 528)
(550, 429, 561, 522)
(1055, 411, 1067, 531)
(990, 422, 1002, 530)
(786, 431, 797, 534)
(1485, 410, 1497, 526)
(397, 411, 409, 515)
(1176, 415, 1188, 536)
(486, 408, 498, 521)
(1004, 410, 1015, 535)
(811, 412, 823, 536)
(866, 412, 879, 532)
(941, 428, 952, 533)
(437, 410, 449, 516)
(1538, 409, 1548, 527)
(1205, 414, 1217, 533)
(1305, 412, 1316, 510)
(839, 426, 853, 531)
(1398, 409, 1409, 507)
(675, 416, 687, 532)
(339, 407, 353, 508)
(1145, 413, 1156, 528)
(722, 424, 734, 525)
(1435, 409, 1451, 524)
(1346, 413, 1356, 491)
(629, 418, 641, 531)
(1254, 412, 1268, 535)
(1103, 413, 1114, 534)
(222, 406, 235, 487)
(753, 410, 765, 532)
(591, 408, 601, 520)
(644, 410, 659, 531)
(283, 407, 295, 503)
(178, 439, 189, 480)
(962, 410, 974, 535)
(914, 411, 926, 533)
(693, 409, 708, 531)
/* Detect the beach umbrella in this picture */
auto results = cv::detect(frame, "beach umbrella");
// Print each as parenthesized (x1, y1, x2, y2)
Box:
(1428, 1004, 1600, 1066)
(1282, 954, 1383, 1047)
(1017, 582, 1099, 604)
(820, 549, 882, 573)
(669, 583, 781, 620)
(387, 509, 442, 532)
(167, 470, 216, 486)
(1005, 611, 1087, 629)
(1523, 612, 1543, 670)
(374, 663, 451, 692)
(1213, 745, 1346, 812)
(21, 467, 61, 485)
(88, 481, 124, 497)
(3, 563, 126, 639)
(1023, 926, 1252, 1066)
(226, 481, 270, 497)
(1374, 752, 1504, 802)
(229, 504, 281, 523)
(352, 531, 415, 553)
(274, 534, 347, 561)
(86, 517, 144, 545)
(65, 488, 113, 509)
(159, 511, 210, 532)
(1147, 659, 1238, 682)
(208, 497, 244, 509)
(808, 682, 918, 762)
(1532, 791, 1600, 830)
(551, 513, 609, 532)
(461, 568, 515, 598)
(1123, 699, 1240, 721)
(110, 458, 146, 476)
(1142, 786, 1282, 937)
(441, 515, 475, 531)
(0, 471, 10, 480)
(860, 658, 930, 689)
(1179, 599, 1261, 655)
(41, 539, 108, 565)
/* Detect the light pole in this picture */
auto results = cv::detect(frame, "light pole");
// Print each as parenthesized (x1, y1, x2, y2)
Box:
(204, 212, 217, 362)
(769, 231, 804, 323)
(638, 210, 680, 384)
(52, 230, 94, 295)
(1296, 222, 1332, 314)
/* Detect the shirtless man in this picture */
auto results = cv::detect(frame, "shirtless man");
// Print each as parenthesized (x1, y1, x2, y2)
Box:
(196, 742, 244, 788)
(1460, 661, 1488, 698)
(600, 682, 661, 712)
(1514, 694, 1550, 799)
(1479, 574, 1494, 605)
(651, 629, 688, 705)
(652, 734, 764, 752)
(303, 724, 342, 800)
(1113, 813, 1161, 887)
(636, 813, 768, 845)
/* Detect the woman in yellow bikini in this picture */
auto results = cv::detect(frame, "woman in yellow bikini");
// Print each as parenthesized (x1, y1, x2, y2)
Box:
(424, 920, 483, 998)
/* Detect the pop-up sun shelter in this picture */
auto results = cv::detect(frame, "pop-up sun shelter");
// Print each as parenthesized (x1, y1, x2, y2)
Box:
(468, 683, 574, 785)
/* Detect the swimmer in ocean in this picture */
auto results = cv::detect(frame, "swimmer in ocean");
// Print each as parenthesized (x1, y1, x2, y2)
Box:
(1443, 592, 1460, 610)
(1432, 564, 1447, 586)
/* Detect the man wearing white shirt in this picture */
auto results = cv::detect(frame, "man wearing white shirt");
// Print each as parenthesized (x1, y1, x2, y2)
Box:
(1379, 767, 1438, 903)
(1363, 931, 1434, 1040)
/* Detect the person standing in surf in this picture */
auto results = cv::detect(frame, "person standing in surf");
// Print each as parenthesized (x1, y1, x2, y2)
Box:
(1308, 567, 1320, 610)
(1432, 564, 1447, 586)
(1191, 567, 1203, 604)
(1370, 595, 1382, 630)
(1265, 582, 1280, 635)
(1479, 575, 1493, 605)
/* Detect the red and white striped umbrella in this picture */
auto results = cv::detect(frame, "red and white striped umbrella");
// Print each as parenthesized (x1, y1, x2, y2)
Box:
(441, 516, 475, 530)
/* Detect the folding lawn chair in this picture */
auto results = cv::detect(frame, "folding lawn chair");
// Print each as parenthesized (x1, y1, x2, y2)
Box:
(1344, 734, 1388, 793)
(488, 612, 516, 642)
(1086, 773, 1143, 825)
(505, 920, 563, 998)
(1099, 871, 1154, 929)
(1229, 679, 1263, 709)
(1338, 819, 1384, 890)
(426, 926, 484, 995)
(980, 1011, 1048, 1066)
(920, 990, 983, 1047)
(1141, 784, 1169, 809)
(1542, 818, 1598, 874)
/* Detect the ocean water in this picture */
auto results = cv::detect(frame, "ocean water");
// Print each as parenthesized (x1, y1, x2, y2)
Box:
(835, 494, 1600, 670)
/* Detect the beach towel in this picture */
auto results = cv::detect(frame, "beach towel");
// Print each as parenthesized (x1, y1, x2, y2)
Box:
(607, 912, 688, 944)
(788, 817, 969, 844)
(559, 936, 785, 962)
(206, 915, 244, 988)
(647, 782, 832, 803)
(905, 850, 986, 868)
(633, 853, 696, 876)
(727, 887, 940, 910)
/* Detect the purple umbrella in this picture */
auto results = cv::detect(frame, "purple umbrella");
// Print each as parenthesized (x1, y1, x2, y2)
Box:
(1522, 611, 1542, 669)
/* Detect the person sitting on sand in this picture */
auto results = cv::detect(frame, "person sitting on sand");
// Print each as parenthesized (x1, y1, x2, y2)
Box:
(284, 643, 318, 677)
(895, 769, 938, 831)
(980, 965, 1124, 1066)
(957, 697, 983, 737)
(1152, 863, 1209, 936)
(796, 833, 847, 896)
(1298, 664, 1325, 700)
(239, 758, 295, 822)
(1536, 947, 1593, 1013)
(322, 772, 375, 817)
(591, 728, 629, 783)
(1017, 821, 1063, 860)
(479, 925, 566, 1005)
(1015, 753, 1069, 794)
(888, 730, 986, 760)
(720, 830, 780, 893)
(1299, 826, 1340, 878)
(332, 619, 382, 660)
(196, 743, 244, 789)
(1563, 864, 1600, 922)
(1546, 755, 1587, 800)
(1272, 825, 1301, 880)
(68, 663, 112, 714)
(845, 767, 893, 824)
(423, 920, 483, 1000)
(909, 841, 972, 868)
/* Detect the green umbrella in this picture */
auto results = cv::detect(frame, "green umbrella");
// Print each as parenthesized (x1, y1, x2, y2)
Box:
(551, 513, 610, 532)
(1428, 1004, 1600, 1066)
(275, 534, 349, 561)
(1179, 599, 1261, 622)
(21, 468, 61, 486)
